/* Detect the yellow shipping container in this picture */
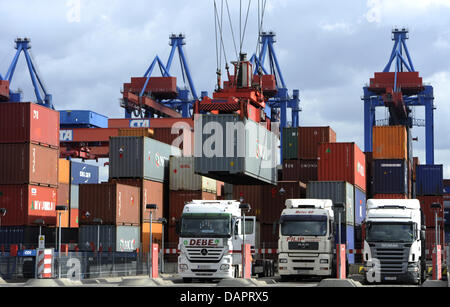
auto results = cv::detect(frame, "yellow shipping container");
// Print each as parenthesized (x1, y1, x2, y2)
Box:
(373, 125, 408, 160)
(118, 128, 154, 137)
(58, 159, 70, 184)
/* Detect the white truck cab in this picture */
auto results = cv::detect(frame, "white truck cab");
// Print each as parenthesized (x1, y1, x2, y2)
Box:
(363, 199, 426, 285)
(277, 199, 337, 280)
(177, 200, 255, 282)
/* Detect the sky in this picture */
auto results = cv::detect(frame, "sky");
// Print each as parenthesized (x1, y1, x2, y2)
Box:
(1, 0, 450, 179)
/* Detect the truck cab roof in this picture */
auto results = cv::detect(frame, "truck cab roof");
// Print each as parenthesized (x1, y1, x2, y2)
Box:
(285, 199, 333, 210)
(366, 199, 420, 223)
(182, 200, 242, 216)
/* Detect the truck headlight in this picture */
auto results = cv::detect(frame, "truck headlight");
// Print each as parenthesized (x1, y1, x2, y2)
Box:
(279, 259, 287, 263)
(220, 264, 230, 271)
(320, 259, 328, 264)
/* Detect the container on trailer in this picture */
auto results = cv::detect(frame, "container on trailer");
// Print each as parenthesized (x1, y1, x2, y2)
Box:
(194, 114, 278, 185)
(306, 181, 355, 226)
(416, 165, 444, 196)
(0, 185, 57, 226)
(0, 102, 59, 147)
(78, 183, 140, 226)
(318, 142, 366, 192)
(70, 161, 99, 185)
(282, 159, 318, 182)
(0, 143, 59, 186)
(372, 159, 408, 195)
(372, 125, 408, 160)
(109, 136, 181, 182)
(78, 225, 140, 252)
(298, 126, 336, 159)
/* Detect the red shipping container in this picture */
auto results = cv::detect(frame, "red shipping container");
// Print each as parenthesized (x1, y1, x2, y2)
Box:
(130, 77, 177, 98)
(298, 127, 336, 159)
(425, 228, 445, 260)
(282, 159, 318, 182)
(78, 183, 140, 226)
(417, 196, 444, 228)
(372, 194, 408, 199)
(70, 208, 79, 228)
(318, 142, 366, 192)
(0, 102, 59, 147)
(0, 143, 59, 187)
(0, 185, 57, 226)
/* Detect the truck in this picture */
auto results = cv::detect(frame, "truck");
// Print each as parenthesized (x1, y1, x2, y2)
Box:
(363, 199, 427, 285)
(277, 199, 342, 280)
(176, 200, 274, 282)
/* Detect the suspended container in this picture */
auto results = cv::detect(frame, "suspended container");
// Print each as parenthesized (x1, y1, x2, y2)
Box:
(169, 156, 216, 193)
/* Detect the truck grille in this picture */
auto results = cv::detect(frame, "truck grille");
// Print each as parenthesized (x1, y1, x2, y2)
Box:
(186, 247, 223, 263)
(371, 246, 409, 274)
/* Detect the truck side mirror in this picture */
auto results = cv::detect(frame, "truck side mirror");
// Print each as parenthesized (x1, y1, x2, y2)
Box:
(175, 220, 180, 235)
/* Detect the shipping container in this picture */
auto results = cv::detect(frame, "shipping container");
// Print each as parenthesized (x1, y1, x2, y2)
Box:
(306, 181, 355, 226)
(0, 102, 60, 147)
(416, 196, 444, 228)
(118, 128, 154, 138)
(282, 159, 318, 182)
(56, 209, 69, 228)
(128, 76, 177, 99)
(169, 156, 216, 193)
(59, 159, 70, 185)
(109, 136, 181, 182)
(416, 165, 444, 196)
(282, 127, 299, 160)
(78, 183, 140, 226)
(0, 143, 59, 187)
(70, 161, 99, 185)
(70, 184, 79, 209)
(412, 157, 420, 182)
(365, 152, 374, 199)
(59, 110, 108, 128)
(372, 125, 408, 160)
(372, 194, 408, 199)
(78, 225, 140, 252)
(109, 178, 165, 223)
(0, 226, 78, 249)
(354, 187, 366, 226)
(141, 222, 163, 254)
(60, 128, 118, 143)
(425, 228, 445, 260)
(318, 142, 366, 192)
(57, 183, 70, 207)
(194, 114, 278, 185)
(298, 126, 336, 160)
(151, 127, 194, 157)
(372, 159, 408, 195)
(335, 224, 355, 264)
(0, 185, 57, 226)
(108, 118, 194, 129)
(70, 208, 79, 228)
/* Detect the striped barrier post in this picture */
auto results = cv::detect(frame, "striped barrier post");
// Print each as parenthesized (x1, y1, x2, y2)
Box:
(36, 248, 54, 279)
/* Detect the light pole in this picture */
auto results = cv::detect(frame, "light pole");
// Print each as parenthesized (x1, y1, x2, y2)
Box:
(55, 205, 68, 279)
(33, 218, 45, 247)
(146, 204, 158, 278)
(333, 202, 345, 279)
(431, 202, 441, 279)
(239, 203, 250, 278)
(0, 208, 6, 228)
(157, 217, 167, 274)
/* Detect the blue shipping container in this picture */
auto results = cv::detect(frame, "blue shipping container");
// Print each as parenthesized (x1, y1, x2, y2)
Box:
(416, 165, 443, 196)
(71, 161, 99, 185)
(354, 187, 366, 225)
(334, 224, 355, 264)
(373, 159, 407, 195)
(60, 110, 108, 128)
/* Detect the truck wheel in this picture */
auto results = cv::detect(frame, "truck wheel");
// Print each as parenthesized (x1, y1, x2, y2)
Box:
(182, 277, 193, 283)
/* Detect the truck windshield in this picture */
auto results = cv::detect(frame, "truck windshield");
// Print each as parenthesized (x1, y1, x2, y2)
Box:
(366, 222, 415, 242)
(280, 215, 327, 236)
(180, 217, 231, 238)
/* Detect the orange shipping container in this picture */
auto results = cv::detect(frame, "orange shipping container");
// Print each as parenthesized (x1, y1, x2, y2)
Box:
(118, 128, 154, 138)
(141, 222, 163, 254)
(373, 126, 408, 160)
(59, 159, 70, 184)
(70, 208, 79, 228)
(56, 209, 69, 228)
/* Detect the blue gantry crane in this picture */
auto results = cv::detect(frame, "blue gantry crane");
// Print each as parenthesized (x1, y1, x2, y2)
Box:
(363, 28, 435, 164)
(2, 38, 54, 109)
(121, 33, 199, 119)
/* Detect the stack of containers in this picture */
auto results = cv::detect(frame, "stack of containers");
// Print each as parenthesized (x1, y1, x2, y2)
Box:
(108, 136, 182, 253)
(312, 141, 367, 264)
(371, 126, 409, 199)
(70, 161, 99, 228)
(0, 103, 60, 249)
(282, 127, 336, 183)
(415, 164, 445, 259)
(57, 159, 71, 228)
(167, 156, 218, 249)
(443, 180, 450, 245)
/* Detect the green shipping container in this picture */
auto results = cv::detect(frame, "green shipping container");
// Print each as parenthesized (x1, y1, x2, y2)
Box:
(282, 127, 299, 160)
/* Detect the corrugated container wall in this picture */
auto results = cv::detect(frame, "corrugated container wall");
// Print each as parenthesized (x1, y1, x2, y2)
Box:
(282, 159, 318, 182)
(78, 225, 140, 252)
(282, 127, 299, 160)
(0, 143, 59, 186)
(416, 165, 444, 196)
(57, 183, 70, 208)
(425, 228, 445, 260)
(169, 156, 216, 193)
(78, 183, 140, 226)
(298, 126, 336, 159)
(417, 196, 444, 228)
(118, 128, 154, 137)
(70, 161, 99, 185)
(373, 159, 408, 195)
(0, 185, 57, 226)
(109, 136, 181, 182)
(318, 143, 366, 192)
(306, 181, 355, 226)
(59, 159, 70, 184)
(354, 187, 366, 225)
(372, 125, 408, 160)
(0, 103, 60, 147)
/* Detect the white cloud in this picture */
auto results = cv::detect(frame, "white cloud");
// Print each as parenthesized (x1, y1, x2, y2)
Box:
(319, 21, 354, 34)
